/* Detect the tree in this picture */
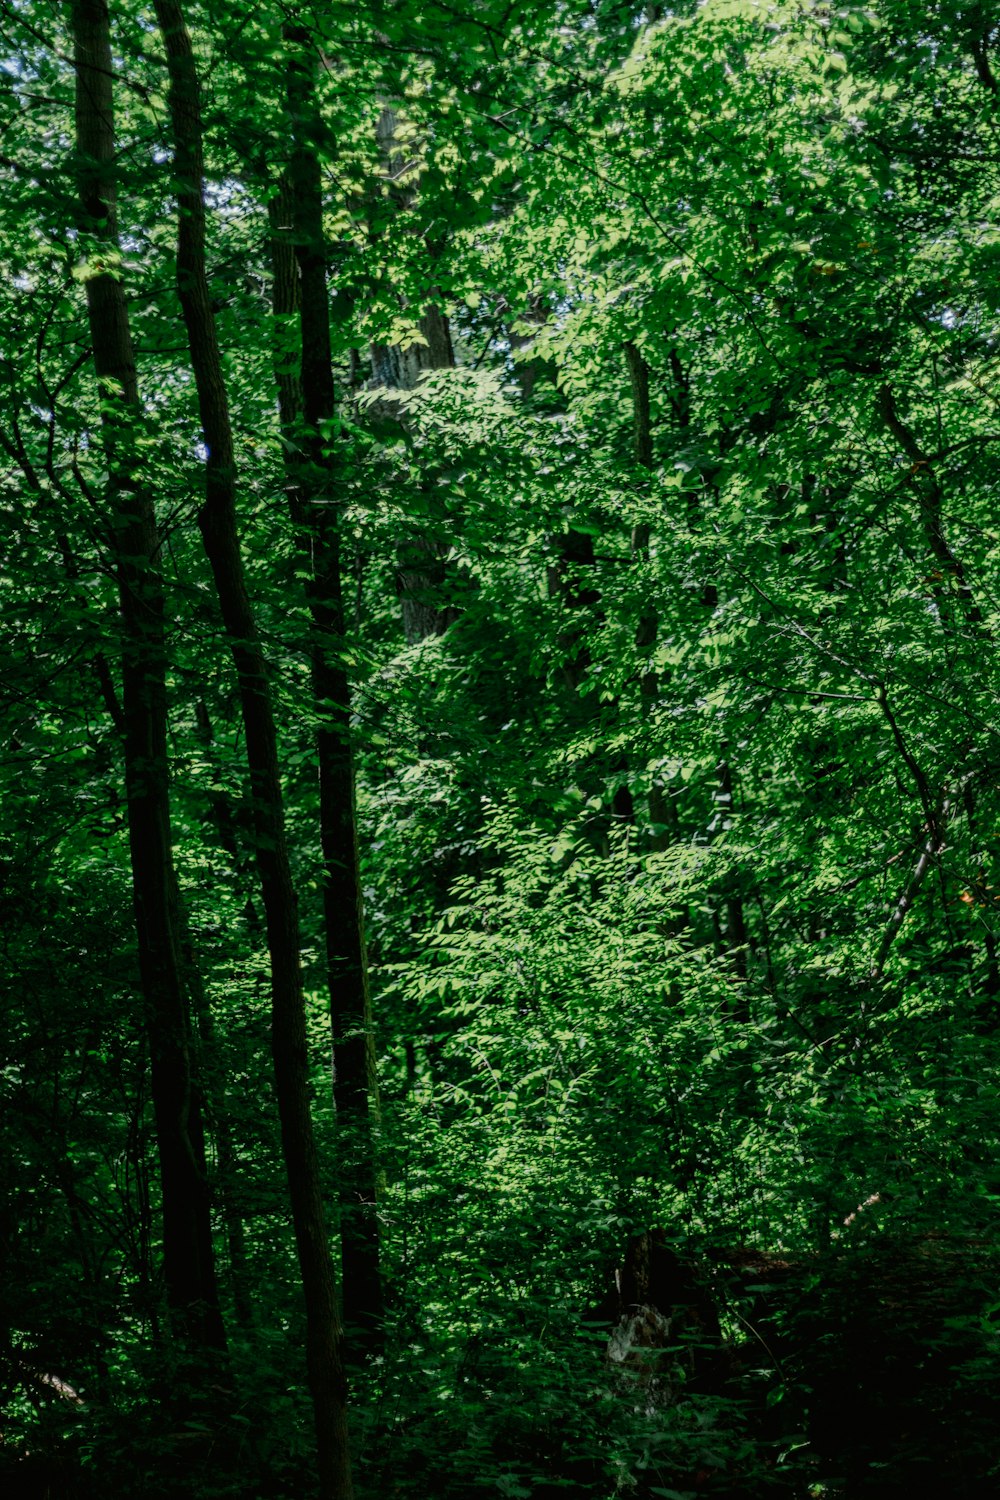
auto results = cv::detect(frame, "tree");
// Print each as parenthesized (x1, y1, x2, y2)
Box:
(151, 0, 352, 1491)
(4, 1, 1000, 1495)
(71, 0, 225, 1363)
(278, 25, 383, 1359)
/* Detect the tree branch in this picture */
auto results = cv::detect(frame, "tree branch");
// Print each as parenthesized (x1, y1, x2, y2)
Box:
(872, 799, 950, 979)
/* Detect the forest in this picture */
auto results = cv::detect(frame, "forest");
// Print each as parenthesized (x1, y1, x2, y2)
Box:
(2, 0, 1000, 1495)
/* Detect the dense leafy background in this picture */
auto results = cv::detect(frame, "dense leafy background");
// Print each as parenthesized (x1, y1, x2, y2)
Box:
(2, 1, 1000, 1496)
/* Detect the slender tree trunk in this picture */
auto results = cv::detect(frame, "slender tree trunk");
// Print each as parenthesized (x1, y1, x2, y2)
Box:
(371, 106, 460, 644)
(625, 343, 747, 983)
(640, 341, 748, 1002)
(151, 4, 352, 1493)
(276, 31, 384, 1358)
(178, 916, 256, 1334)
(624, 341, 673, 844)
(71, 0, 225, 1359)
(547, 524, 601, 695)
(714, 757, 749, 1020)
(878, 384, 985, 632)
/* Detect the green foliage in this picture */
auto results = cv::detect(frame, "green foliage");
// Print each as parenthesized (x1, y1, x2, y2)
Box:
(3, 0, 1000, 1493)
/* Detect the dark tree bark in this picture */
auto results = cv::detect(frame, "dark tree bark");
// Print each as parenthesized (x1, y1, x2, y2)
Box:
(370, 105, 460, 644)
(624, 343, 747, 993)
(623, 341, 672, 843)
(624, 340, 654, 476)
(273, 31, 384, 1359)
(714, 757, 749, 1021)
(878, 384, 985, 632)
(547, 523, 602, 695)
(71, 0, 225, 1359)
(151, 3, 352, 1493)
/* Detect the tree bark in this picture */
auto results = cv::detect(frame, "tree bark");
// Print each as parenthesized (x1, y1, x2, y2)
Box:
(71, 0, 225, 1360)
(371, 105, 460, 644)
(547, 523, 601, 695)
(624, 341, 671, 843)
(151, 3, 352, 1493)
(275, 31, 384, 1359)
(878, 384, 985, 632)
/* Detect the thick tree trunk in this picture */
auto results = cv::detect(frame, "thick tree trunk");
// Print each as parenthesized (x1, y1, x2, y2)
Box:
(275, 33, 384, 1359)
(71, 0, 225, 1359)
(151, 3, 352, 1494)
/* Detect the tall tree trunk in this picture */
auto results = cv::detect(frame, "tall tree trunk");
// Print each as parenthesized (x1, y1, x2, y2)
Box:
(625, 342, 747, 986)
(179, 916, 256, 1334)
(71, 0, 225, 1360)
(624, 341, 672, 844)
(547, 523, 601, 695)
(275, 31, 384, 1359)
(714, 756, 750, 1021)
(371, 106, 459, 644)
(151, 3, 352, 1493)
